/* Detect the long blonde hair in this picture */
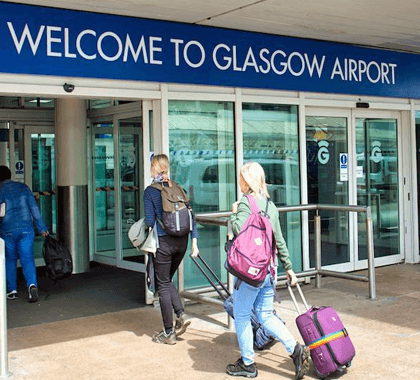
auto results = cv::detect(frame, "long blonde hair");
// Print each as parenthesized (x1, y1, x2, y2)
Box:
(240, 162, 270, 199)
(151, 154, 170, 180)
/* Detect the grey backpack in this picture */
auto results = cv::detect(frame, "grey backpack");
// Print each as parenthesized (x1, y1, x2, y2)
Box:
(151, 181, 193, 236)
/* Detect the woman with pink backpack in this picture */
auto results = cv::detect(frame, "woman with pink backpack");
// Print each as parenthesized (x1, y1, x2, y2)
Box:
(225, 162, 310, 380)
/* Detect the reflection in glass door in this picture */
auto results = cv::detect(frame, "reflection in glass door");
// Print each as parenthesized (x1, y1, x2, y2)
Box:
(356, 117, 400, 261)
(305, 115, 350, 269)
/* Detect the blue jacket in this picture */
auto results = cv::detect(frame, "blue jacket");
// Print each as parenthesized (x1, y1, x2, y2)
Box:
(0, 180, 47, 234)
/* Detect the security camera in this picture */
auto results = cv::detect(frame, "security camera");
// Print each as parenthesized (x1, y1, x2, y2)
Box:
(63, 83, 75, 93)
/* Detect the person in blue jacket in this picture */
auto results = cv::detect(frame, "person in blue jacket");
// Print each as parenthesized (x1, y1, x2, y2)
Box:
(0, 166, 48, 303)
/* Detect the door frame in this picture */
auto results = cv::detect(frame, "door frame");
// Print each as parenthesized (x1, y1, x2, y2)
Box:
(305, 107, 404, 271)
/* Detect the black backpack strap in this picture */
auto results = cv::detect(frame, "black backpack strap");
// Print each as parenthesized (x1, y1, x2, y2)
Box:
(234, 278, 242, 290)
(150, 182, 163, 191)
(258, 197, 270, 219)
(149, 183, 165, 229)
(156, 217, 165, 229)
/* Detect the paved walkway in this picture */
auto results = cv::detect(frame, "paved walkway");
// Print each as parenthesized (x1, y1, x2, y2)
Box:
(4, 263, 420, 380)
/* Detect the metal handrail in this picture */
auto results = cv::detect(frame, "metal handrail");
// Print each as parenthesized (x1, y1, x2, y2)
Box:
(179, 203, 376, 328)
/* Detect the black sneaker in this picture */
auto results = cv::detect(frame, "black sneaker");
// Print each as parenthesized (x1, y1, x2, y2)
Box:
(28, 284, 38, 303)
(175, 313, 191, 337)
(226, 358, 258, 378)
(7, 290, 17, 300)
(152, 330, 176, 345)
(290, 343, 310, 380)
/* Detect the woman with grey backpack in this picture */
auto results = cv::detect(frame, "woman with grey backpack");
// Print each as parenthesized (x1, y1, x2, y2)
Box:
(144, 154, 199, 344)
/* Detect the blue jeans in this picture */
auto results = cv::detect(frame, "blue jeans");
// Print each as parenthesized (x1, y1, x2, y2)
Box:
(233, 274, 296, 365)
(1, 229, 37, 292)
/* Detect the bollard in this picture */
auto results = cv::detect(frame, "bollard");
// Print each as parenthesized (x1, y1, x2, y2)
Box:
(0, 238, 11, 377)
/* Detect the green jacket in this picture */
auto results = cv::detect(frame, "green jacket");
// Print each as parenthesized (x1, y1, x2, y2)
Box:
(230, 194, 293, 271)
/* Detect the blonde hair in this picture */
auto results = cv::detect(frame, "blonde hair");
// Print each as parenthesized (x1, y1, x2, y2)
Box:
(240, 162, 270, 199)
(151, 154, 170, 179)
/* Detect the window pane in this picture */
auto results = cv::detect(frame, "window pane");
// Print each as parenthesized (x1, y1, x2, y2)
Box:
(169, 100, 235, 289)
(243, 103, 302, 271)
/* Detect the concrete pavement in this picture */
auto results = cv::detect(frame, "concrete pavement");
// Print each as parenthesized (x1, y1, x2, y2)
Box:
(4, 263, 420, 380)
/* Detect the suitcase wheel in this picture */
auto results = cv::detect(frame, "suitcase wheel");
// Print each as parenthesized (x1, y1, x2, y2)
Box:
(345, 360, 352, 368)
(314, 366, 328, 379)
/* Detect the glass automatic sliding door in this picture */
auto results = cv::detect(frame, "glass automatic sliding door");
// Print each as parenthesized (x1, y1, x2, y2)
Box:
(89, 101, 147, 272)
(305, 112, 352, 271)
(355, 116, 401, 266)
(118, 115, 144, 267)
(25, 126, 56, 263)
(92, 123, 116, 259)
(306, 109, 403, 271)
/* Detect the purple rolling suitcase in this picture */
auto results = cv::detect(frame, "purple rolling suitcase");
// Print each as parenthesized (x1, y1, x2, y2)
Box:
(287, 283, 355, 379)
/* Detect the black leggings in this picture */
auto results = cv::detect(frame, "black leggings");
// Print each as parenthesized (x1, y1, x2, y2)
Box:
(153, 234, 189, 331)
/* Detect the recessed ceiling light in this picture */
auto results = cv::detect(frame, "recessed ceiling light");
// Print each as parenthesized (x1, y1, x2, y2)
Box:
(29, 99, 52, 103)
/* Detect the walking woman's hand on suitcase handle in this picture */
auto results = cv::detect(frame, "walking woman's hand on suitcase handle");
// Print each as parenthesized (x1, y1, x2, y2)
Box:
(190, 237, 200, 258)
(286, 269, 298, 286)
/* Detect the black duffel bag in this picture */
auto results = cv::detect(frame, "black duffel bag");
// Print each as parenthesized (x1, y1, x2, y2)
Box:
(42, 235, 73, 282)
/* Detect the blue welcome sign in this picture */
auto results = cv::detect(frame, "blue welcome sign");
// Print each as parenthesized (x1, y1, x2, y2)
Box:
(0, 1, 420, 98)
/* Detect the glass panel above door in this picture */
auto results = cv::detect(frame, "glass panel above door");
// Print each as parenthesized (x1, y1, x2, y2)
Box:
(306, 116, 350, 267)
(356, 118, 399, 260)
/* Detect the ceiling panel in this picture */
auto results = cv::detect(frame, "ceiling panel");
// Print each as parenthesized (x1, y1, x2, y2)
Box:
(3, 0, 420, 54)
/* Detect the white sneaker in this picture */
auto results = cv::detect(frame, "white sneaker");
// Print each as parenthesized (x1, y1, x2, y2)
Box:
(175, 313, 191, 336)
(7, 290, 17, 300)
(28, 284, 38, 303)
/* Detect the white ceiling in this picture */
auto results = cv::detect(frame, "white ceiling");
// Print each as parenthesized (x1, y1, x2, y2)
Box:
(5, 0, 420, 54)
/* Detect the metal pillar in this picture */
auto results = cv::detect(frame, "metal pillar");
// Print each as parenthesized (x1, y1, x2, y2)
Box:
(55, 99, 89, 273)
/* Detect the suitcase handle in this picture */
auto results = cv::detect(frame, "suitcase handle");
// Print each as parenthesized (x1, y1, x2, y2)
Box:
(190, 253, 231, 300)
(286, 282, 310, 315)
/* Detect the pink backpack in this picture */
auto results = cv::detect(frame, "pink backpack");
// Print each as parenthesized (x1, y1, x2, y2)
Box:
(225, 195, 276, 287)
